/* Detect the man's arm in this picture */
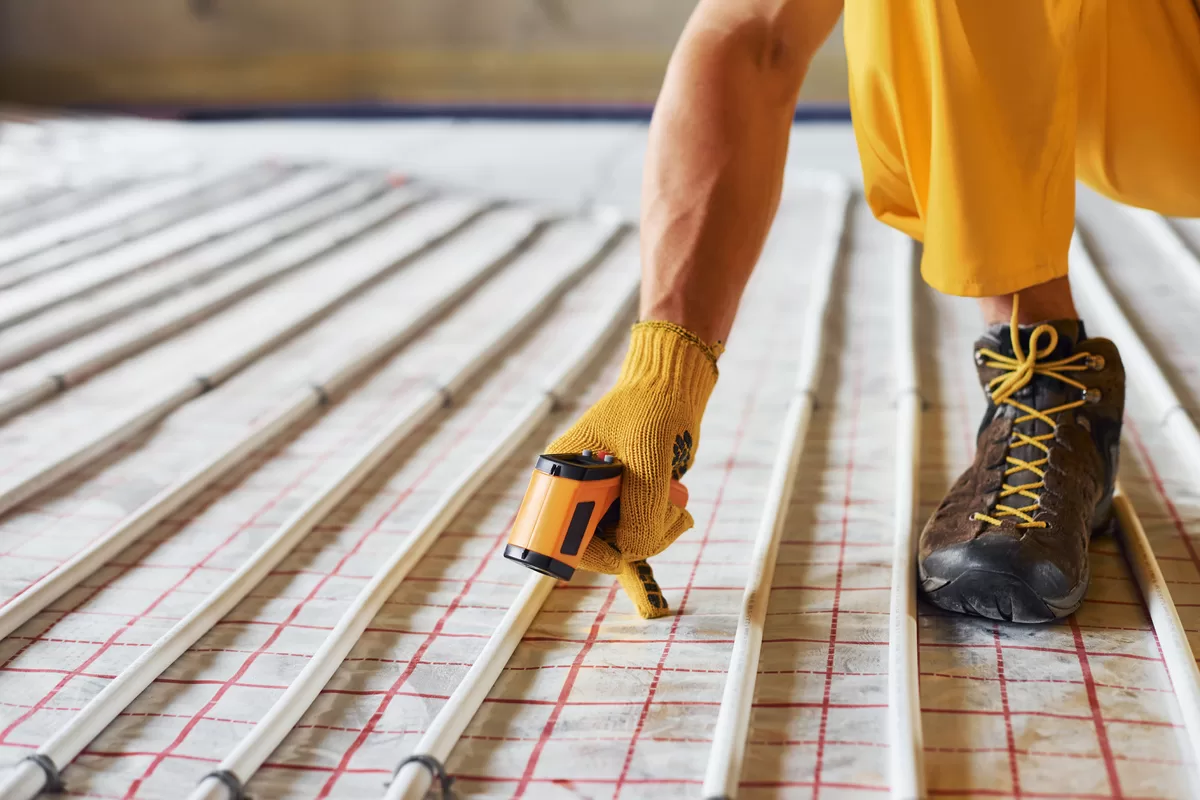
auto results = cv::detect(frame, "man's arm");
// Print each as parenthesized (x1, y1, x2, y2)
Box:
(540, 0, 844, 618)
(640, 0, 844, 345)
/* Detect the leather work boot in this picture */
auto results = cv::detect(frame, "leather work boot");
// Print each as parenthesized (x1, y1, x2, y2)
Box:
(918, 312, 1125, 623)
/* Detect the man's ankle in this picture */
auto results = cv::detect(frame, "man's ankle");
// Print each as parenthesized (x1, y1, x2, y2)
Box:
(978, 276, 1078, 325)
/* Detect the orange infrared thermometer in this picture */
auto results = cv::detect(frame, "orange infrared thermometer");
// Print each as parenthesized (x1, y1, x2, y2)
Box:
(504, 450, 688, 581)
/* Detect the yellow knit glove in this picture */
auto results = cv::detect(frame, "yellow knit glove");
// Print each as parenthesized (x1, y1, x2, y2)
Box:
(548, 321, 720, 619)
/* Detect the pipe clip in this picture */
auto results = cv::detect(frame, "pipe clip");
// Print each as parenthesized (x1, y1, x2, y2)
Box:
(22, 753, 64, 793)
(201, 768, 248, 800)
(795, 387, 820, 410)
(390, 753, 455, 799)
(309, 382, 331, 407)
(892, 386, 928, 411)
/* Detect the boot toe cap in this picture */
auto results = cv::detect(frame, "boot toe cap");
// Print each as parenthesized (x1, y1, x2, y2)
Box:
(919, 532, 1088, 623)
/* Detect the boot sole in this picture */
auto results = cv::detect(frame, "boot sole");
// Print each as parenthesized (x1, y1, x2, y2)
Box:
(918, 514, 1112, 625)
(919, 566, 1089, 623)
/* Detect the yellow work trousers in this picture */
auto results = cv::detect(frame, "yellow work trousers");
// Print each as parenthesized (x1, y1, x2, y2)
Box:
(844, 0, 1200, 297)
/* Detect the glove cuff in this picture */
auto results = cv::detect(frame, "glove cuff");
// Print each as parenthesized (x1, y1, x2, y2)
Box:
(618, 322, 720, 403)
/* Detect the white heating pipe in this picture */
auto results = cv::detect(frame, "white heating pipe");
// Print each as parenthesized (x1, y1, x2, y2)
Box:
(0, 165, 277, 292)
(384, 571, 556, 800)
(0, 184, 427, 424)
(0, 197, 483, 519)
(701, 176, 852, 800)
(0, 184, 77, 231)
(0, 176, 391, 371)
(1121, 208, 1200, 301)
(1111, 486, 1200, 777)
(1069, 235, 1200, 482)
(0, 170, 233, 268)
(383, 268, 639, 800)
(0, 216, 622, 800)
(0, 182, 133, 240)
(379, 255, 632, 800)
(886, 232, 926, 800)
(0, 208, 543, 643)
(1070, 232, 1200, 784)
(194, 248, 639, 800)
(0, 168, 351, 331)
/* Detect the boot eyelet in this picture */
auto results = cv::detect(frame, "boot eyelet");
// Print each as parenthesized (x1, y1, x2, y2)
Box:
(974, 351, 986, 366)
(1087, 355, 1106, 371)
(1082, 388, 1102, 404)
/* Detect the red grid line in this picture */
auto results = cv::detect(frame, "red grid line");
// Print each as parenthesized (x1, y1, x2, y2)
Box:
(923, 745, 1188, 766)
(0, 376, 418, 758)
(0, 451, 335, 744)
(919, 670, 1171, 694)
(0, 676, 1182, 728)
(314, 511, 522, 797)
(613, 371, 767, 797)
(32, 729, 1186, 770)
(0, 482, 123, 560)
(122, 369, 520, 797)
(4, 428, 370, 666)
(926, 792, 1133, 800)
(7, 197, 1199, 799)
(914, 299, 1196, 799)
(0, 437, 279, 562)
(1125, 419, 1200, 578)
(2, 631, 1176, 666)
(811, 359, 865, 799)
(513, 583, 619, 797)
(3, 379, 424, 587)
(992, 623, 1021, 796)
(1068, 615, 1123, 797)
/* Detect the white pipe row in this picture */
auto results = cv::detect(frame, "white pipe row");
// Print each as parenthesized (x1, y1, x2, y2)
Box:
(1111, 488, 1200, 774)
(0, 184, 427, 425)
(0, 215, 622, 800)
(886, 232, 925, 800)
(1, 165, 1192, 797)
(382, 284, 638, 800)
(384, 571, 557, 800)
(0, 168, 351, 332)
(1069, 235, 1200, 486)
(698, 176, 851, 800)
(1121, 208, 1200, 301)
(286, 177, 847, 800)
(0, 169, 232, 269)
(873, 221, 1200, 797)
(1069, 231, 1200, 784)
(0, 196, 483, 520)
(0, 165, 278, 292)
(0, 182, 126, 239)
(193, 241, 638, 800)
(1108, 213, 1200, 770)
(0, 207, 542, 643)
(0, 183, 70, 229)
(0, 175, 391, 372)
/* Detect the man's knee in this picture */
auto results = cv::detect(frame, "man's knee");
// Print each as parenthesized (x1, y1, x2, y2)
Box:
(1078, 142, 1200, 218)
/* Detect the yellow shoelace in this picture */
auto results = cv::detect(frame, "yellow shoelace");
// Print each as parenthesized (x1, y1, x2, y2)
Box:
(972, 300, 1092, 529)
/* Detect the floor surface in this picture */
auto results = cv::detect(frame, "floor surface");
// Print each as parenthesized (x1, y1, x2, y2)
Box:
(0, 114, 1197, 799)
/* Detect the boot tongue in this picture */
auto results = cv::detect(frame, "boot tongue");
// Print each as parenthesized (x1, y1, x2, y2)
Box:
(981, 319, 1085, 360)
(978, 319, 1086, 519)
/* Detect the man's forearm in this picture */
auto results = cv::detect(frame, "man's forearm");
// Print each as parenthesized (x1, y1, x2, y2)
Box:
(639, 0, 843, 345)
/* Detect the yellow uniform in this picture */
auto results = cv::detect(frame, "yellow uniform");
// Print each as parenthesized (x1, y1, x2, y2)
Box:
(844, 0, 1200, 297)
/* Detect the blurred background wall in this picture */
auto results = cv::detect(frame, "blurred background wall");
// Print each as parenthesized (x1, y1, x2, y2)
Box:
(0, 0, 849, 111)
